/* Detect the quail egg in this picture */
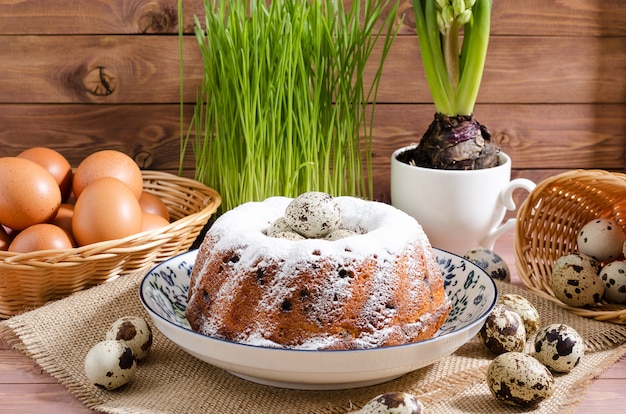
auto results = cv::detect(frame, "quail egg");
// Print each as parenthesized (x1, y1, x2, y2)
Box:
(553, 252, 601, 274)
(324, 228, 358, 241)
(534, 323, 584, 373)
(463, 248, 510, 282)
(600, 261, 626, 304)
(284, 192, 341, 238)
(497, 293, 541, 339)
(551, 253, 604, 307)
(265, 216, 292, 237)
(577, 218, 626, 262)
(478, 304, 526, 354)
(84, 340, 137, 390)
(357, 392, 425, 414)
(272, 230, 306, 241)
(487, 351, 555, 407)
(105, 316, 153, 361)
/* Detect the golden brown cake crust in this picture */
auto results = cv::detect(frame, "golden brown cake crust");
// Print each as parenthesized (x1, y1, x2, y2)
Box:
(186, 196, 451, 350)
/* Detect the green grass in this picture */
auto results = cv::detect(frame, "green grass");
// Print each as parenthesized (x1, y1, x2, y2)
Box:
(180, 0, 399, 212)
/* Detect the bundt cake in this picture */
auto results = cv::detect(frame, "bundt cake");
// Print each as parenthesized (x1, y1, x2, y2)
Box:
(186, 193, 451, 350)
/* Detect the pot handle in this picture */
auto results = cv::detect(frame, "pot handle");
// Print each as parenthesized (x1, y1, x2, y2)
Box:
(480, 178, 536, 249)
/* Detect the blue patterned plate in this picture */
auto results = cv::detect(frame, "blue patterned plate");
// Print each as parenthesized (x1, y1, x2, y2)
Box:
(139, 249, 497, 390)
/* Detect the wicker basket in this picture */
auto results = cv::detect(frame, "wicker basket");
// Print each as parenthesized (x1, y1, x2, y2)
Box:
(515, 169, 626, 324)
(0, 170, 221, 319)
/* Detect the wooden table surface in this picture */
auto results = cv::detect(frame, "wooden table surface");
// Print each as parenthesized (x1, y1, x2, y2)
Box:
(1, 232, 624, 413)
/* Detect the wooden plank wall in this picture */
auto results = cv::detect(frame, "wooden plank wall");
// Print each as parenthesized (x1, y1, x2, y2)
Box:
(0, 0, 624, 205)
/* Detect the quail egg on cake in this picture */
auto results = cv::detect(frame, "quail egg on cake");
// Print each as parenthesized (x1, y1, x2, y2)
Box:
(478, 304, 526, 354)
(84, 340, 137, 390)
(284, 192, 341, 238)
(325, 228, 358, 241)
(497, 293, 540, 339)
(357, 392, 425, 414)
(487, 351, 555, 407)
(577, 218, 626, 262)
(272, 230, 306, 241)
(463, 248, 510, 282)
(551, 253, 604, 307)
(266, 216, 292, 237)
(600, 261, 626, 304)
(534, 324, 584, 373)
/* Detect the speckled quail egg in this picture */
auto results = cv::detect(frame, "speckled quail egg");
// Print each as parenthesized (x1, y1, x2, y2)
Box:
(551, 253, 604, 307)
(498, 293, 541, 339)
(266, 216, 292, 236)
(105, 316, 153, 361)
(600, 261, 626, 304)
(324, 228, 358, 241)
(272, 230, 306, 241)
(487, 351, 555, 407)
(463, 247, 510, 282)
(478, 304, 526, 354)
(577, 218, 626, 262)
(357, 392, 425, 414)
(84, 340, 137, 390)
(534, 323, 585, 373)
(284, 192, 341, 238)
(265, 216, 306, 240)
(553, 252, 601, 274)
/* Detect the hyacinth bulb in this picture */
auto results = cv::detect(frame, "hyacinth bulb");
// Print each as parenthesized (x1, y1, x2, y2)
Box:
(397, 113, 499, 170)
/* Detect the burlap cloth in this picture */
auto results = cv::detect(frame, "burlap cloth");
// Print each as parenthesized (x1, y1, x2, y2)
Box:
(1, 271, 626, 414)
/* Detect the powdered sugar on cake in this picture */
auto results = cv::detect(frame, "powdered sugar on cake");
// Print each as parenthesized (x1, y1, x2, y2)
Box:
(186, 196, 451, 350)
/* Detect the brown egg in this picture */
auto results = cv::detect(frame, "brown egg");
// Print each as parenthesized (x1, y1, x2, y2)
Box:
(8, 223, 74, 253)
(72, 177, 143, 246)
(0, 225, 11, 251)
(17, 147, 73, 202)
(138, 191, 170, 221)
(0, 157, 62, 230)
(51, 203, 75, 238)
(72, 150, 143, 200)
(141, 212, 170, 232)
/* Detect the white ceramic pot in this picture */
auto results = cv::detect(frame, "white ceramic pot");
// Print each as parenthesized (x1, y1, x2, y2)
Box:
(390, 145, 536, 255)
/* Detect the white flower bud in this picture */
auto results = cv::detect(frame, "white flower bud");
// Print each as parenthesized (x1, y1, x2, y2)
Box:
(442, 5, 455, 25)
(464, 0, 477, 8)
(456, 9, 472, 25)
(453, 0, 466, 17)
(437, 12, 448, 34)
(436, 0, 451, 11)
